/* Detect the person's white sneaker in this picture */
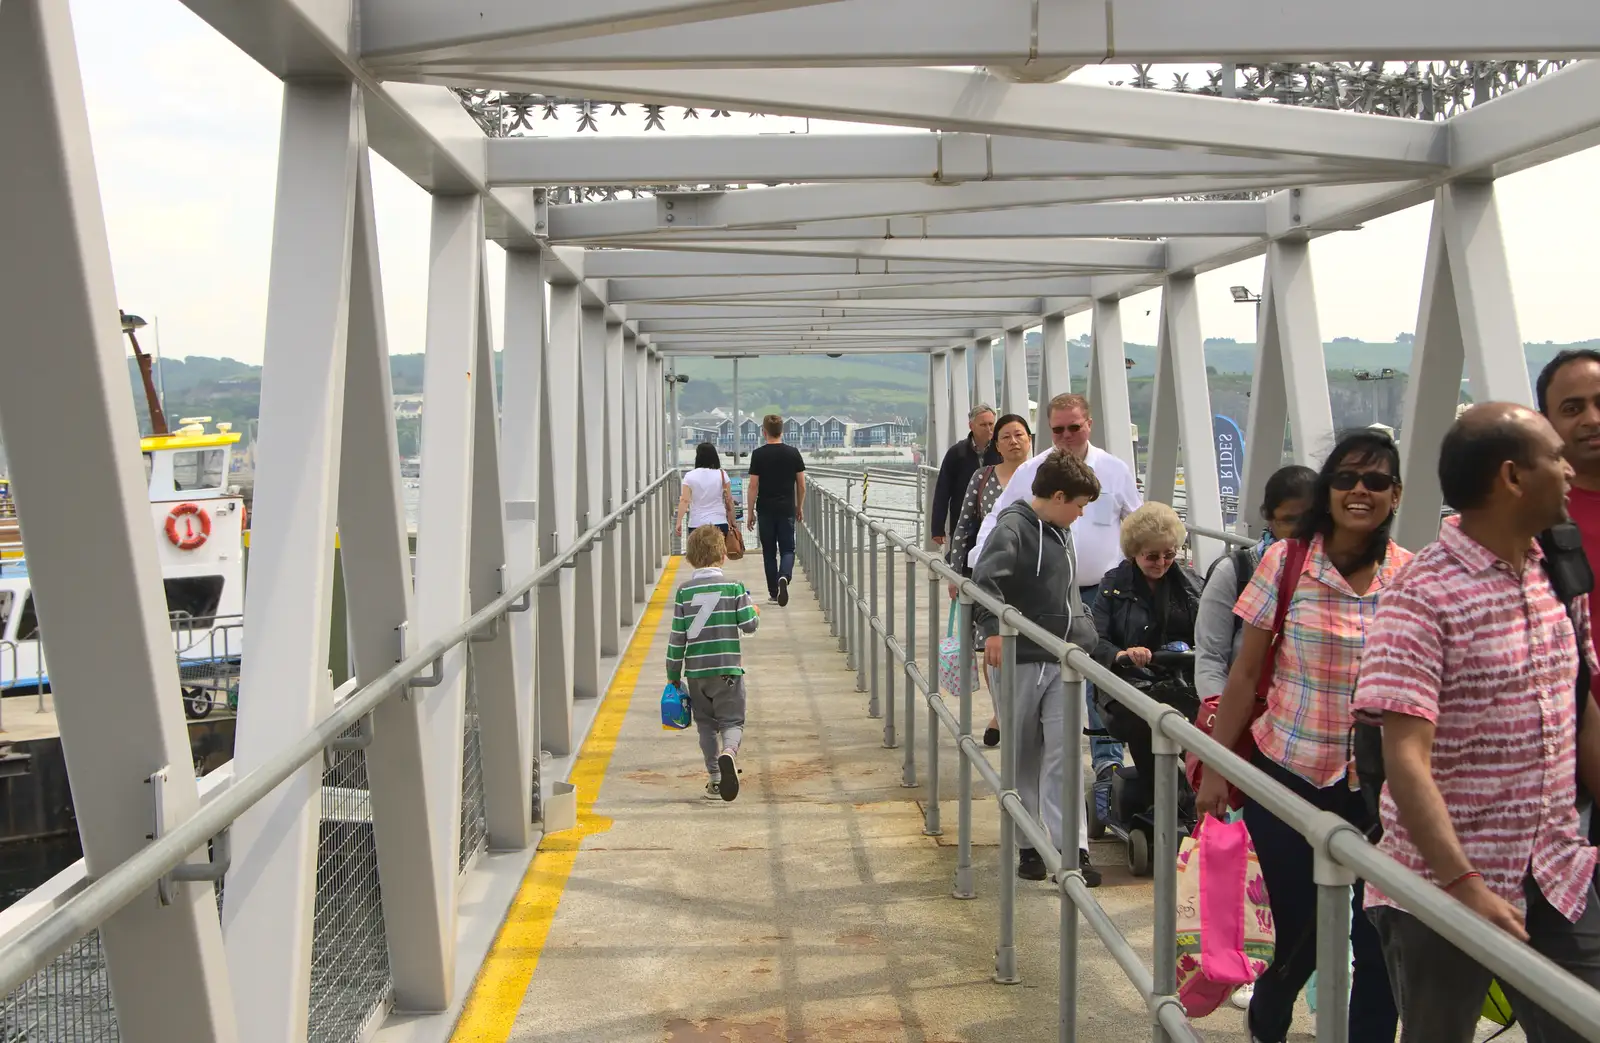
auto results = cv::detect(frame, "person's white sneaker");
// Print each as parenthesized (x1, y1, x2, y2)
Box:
(766, 594, 779, 604)
(1231, 983, 1254, 1010)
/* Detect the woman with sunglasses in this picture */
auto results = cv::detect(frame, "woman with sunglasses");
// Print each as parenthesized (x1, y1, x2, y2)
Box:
(1196, 431, 1409, 1043)
(1089, 502, 1202, 818)
(947, 413, 1033, 745)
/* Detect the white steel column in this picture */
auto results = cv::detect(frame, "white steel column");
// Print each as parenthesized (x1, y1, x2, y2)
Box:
(1159, 276, 1224, 567)
(634, 339, 652, 589)
(600, 320, 626, 652)
(0, 1, 236, 1037)
(1443, 181, 1530, 403)
(971, 336, 996, 409)
(649, 350, 666, 570)
(1089, 297, 1136, 469)
(337, 149, 450, 1010)
(412, 193, 485, 960)
(618, 328, 641, 622)
(1242, 268, 1290, 539)
(1036, 313, 1070, 439)
(539, 276, 581, 754)
(225, 80, 361, 1043)
(572, 306, 606, 700)
(948, 343, 971, 440)
(1001, 326, 1029, 418)
(467, 259, 529, 850)
(928, 350, 951, 457)
(499, 248, 544, 796)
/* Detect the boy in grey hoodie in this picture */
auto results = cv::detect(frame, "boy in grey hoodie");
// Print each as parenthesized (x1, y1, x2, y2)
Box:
(972, 449, 1103, 886)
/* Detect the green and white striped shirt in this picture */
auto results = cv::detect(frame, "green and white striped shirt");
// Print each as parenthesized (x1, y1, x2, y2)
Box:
(665, 567, 760, 682)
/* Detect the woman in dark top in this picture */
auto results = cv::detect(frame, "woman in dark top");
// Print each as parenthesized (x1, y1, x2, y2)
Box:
(1091, 502, 1202, 812)
(946, 413, 1032, 744)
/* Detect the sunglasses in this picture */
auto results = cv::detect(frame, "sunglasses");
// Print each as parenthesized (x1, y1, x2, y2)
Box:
(1051, 423, 1087, 436)
(1330, 470, 1397, 493)
(1139, 549, 1178, 563)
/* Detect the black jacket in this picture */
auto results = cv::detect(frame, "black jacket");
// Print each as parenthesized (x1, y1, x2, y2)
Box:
(1090, 559, 1203, 672)
(971, 501, 1098, 663)
(932, 435, 1001, 542)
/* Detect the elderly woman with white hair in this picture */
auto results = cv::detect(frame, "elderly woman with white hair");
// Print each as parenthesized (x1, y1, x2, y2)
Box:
(1089, 502, 1203, 815)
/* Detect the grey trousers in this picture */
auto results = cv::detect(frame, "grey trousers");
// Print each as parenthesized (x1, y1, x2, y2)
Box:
(686, 674, 747, 776)
(988, 662, 1090, 854)
(1371, 876, 1600, 1043)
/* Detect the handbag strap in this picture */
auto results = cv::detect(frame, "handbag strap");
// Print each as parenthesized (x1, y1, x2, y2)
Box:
(1255, 539, 1309, 703)
(947, 599, 957, 637)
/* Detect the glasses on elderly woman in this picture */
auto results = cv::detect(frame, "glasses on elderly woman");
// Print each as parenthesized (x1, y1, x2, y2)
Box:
(1139, 549, 1178, 564)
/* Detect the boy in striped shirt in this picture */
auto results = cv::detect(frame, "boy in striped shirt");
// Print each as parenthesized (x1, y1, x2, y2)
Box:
(667, 525, 761, 801)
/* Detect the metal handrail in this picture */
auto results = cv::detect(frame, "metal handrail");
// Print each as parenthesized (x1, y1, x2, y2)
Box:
(802, 480, 1600, 1042)
(1184, 521, 1256, 549)
(0, 468, 677, 996)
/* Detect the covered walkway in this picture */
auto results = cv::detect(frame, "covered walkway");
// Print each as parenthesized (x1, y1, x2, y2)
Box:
(449, 554, 1311, 1042)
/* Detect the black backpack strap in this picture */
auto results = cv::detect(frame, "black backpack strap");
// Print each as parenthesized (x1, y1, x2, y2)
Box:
(1538, 523, 1594, 724)
(1233, 546, 1255, 601)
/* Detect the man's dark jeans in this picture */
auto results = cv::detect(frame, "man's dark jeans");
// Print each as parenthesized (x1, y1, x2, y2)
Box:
(1371, 877, 1600, 1043)
(757, 510, 796, 598)
(1242, 753, 1397, 1043)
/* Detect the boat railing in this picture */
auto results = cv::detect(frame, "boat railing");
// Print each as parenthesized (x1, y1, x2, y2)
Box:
(0, 469, 678, 1016)
(799, 481, 1600, 1042)
(0, 640, 16, 729)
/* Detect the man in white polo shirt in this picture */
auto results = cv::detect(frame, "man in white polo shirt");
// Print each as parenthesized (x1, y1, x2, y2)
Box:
(972, 393, 1142, 779)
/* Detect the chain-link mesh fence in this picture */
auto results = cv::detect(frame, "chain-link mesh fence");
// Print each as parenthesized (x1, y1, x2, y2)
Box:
(459, 647, 488, 873)
(0, 930, 118, 1043)
(306, 738, 392, 1043)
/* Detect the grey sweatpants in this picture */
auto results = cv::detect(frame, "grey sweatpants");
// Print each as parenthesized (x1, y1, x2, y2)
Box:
(686, 674, 747, 776)
(988, 662, 1090, 854)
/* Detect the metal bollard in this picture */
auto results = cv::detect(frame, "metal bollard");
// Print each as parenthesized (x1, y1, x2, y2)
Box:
(1059, 656, 1087, 1042)
(1151, 713, 1183, 1043)
(868, 528, 881, 718)
(883, 534, 897, 749)
(902, 551, 917, 788)
(995, 621, 1020, 985)
(1314, 849, 1357, 1043)
(856, 515, 868, 694)
(841, 505, 854, 660)
(953, 592, 976, 899)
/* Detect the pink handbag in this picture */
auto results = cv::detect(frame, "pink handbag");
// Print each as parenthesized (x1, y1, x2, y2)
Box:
(1175, 816, 1275, 1017)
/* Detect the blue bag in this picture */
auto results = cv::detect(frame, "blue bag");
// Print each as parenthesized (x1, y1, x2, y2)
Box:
(660, 682, 692, 730)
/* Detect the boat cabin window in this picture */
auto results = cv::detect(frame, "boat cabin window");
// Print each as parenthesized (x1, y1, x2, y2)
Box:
(14, 593, 39, 642)
(164, 575, 225, 626)
(172, 449, 225, 492)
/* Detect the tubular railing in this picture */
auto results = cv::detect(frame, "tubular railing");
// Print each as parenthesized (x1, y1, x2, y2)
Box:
(799, 480, 1600, 1042)
(0, 469, 678, 1010)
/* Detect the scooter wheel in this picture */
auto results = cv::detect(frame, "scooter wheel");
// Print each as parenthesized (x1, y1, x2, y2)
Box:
(1084, 789, 1107, 841)
(184, 688, 213, 719)
(1127, 829, 1151, 877)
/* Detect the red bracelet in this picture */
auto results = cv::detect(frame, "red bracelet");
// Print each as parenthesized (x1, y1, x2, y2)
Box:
(1442, 870, 1482, 893)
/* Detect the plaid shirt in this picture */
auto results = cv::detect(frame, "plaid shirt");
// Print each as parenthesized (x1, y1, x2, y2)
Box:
(1234, 534, 1412, 788)
(1352, 518, 1597, 921)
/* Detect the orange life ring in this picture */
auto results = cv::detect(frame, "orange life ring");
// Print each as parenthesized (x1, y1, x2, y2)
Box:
(165, 502, 211, 550)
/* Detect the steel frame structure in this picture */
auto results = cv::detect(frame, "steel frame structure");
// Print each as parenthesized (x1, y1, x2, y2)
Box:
(1, 0, 1597, 1040)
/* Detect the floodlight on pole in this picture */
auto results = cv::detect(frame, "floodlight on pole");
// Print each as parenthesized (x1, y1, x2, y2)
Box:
(120, 309, 168, 436)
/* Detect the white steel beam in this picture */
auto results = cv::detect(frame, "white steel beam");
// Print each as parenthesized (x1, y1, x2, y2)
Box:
(225, 81, 361, 1043)
(411, 193, 486, 971)
(382, 0, 1600, 70)
(600, 321, 627, 654)
(1162, 277, 1224, 567)
(1269, 239, 1336, 464)
(549, 179, 1328, 240)
(0, 1, 236, 1037)
(971, 338, 996, 410)
(1035, 314, 1070, 440)
(1001, 328, 1029, 417)
(360, 0, 849, 61)
(619, 328, 642, 621)
(499, 248, 544, 806)
(573, 306, 608, 701)
(633, 339, 652, 592)
(1088, 297, 1136, 469)
(1241, 269, 1289, 539)
(538, 279, 580, 754)
(571, 201, 1272, 242)
(930, 352, 952, 458)
(337, 147, 450, 1011)
(434, 67, 1445, 167)
(948, 344, 971, 446)
(488, 134, 1367, 187)
(466, 252, 530, 850)
(585, 251, 1039, 278)
(586, 237, 1168, 270)
(606, 274, 1097, 302)
(626, 300, 1044, 318)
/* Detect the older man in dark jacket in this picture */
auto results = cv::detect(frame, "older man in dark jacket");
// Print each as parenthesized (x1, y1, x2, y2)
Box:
(932, 404, 999, 555)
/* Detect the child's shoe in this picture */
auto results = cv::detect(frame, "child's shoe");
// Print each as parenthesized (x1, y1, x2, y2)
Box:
(704, 777, 723, 801)
(717, 750, 740, 801)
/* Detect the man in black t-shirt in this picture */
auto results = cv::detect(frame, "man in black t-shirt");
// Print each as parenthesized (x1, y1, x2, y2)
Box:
(745, 414, 806, 606)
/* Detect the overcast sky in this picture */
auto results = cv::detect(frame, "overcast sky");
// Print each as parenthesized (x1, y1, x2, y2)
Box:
(70, 0, 1600, 365)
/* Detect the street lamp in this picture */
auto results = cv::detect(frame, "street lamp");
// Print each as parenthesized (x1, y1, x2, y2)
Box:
(120, 309, 169, 436)
(1229, 285, 1263, 339)
(1354, 368, 1397, 425)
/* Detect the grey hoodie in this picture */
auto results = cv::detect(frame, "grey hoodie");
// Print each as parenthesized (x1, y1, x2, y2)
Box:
(971, 500, 1098, 663)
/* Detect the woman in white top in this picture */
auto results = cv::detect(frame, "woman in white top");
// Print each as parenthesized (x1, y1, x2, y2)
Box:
(675, 441, 737, 537)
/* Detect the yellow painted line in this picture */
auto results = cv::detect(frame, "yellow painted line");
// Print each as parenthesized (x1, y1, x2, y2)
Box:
(450, 556, 683, 1043)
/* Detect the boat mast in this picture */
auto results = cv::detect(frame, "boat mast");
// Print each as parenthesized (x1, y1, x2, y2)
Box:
(121, 310, 169, 437)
